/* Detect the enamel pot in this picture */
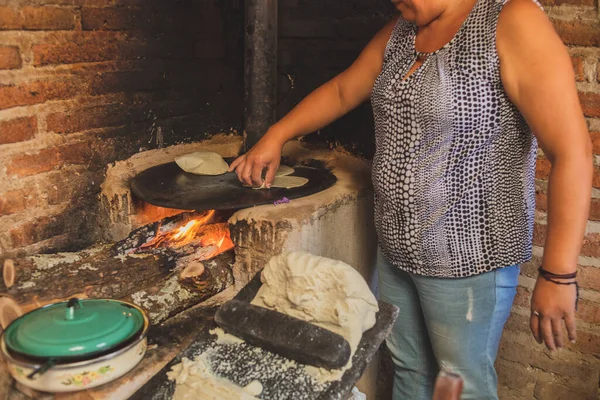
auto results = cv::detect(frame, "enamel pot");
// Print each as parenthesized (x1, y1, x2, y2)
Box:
(0, 298, 149, 393)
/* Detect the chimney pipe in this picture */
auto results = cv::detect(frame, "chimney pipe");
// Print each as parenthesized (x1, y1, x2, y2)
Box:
(243, 0, 278, 151)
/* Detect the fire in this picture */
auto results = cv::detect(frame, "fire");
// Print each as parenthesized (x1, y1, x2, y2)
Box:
(139, 210, 234, 260)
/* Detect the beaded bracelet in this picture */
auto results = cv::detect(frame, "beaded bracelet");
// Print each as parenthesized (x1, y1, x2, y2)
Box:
(538, 267, 579, 310)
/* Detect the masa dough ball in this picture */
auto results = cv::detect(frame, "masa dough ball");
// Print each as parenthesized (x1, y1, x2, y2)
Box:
(251, 251, 379, 353)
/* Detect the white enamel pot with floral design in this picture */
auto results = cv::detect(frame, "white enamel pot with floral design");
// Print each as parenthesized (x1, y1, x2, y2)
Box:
(0, 298, 149, 393)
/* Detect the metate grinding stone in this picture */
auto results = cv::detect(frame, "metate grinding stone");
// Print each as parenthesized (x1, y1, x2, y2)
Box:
(215, 300, 351, 370)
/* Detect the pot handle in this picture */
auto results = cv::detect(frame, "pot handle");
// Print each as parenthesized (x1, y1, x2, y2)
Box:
(66, 298, 81, 321)
(27, 358, 56, 380)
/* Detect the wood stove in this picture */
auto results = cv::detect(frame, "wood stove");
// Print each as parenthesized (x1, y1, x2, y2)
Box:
(1, 133, 381, 399)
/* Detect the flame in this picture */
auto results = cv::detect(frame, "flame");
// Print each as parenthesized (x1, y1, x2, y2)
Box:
(139, 210, 233, 260)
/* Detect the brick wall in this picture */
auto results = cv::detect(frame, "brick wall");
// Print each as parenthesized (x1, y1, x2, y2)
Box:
(0, 0, 244, 256)
(497, 1, 600, 399)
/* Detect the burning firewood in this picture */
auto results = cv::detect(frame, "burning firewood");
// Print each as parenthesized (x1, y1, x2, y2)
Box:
(123, 252, 234, 323)
(179, 261, 206, 285)
(2, 212, 235, 325)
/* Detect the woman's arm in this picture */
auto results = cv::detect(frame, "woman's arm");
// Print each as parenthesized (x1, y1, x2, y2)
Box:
(497, 0, 593, 350)
(230, 17, 399, 187)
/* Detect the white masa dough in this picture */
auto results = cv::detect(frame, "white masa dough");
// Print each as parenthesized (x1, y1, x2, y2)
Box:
(175, 151, 229, 175)
(275, 165, 295, 177)
(242, 165, 304, 189)
(168, 356, 261, 400)
(252, 175, 308, 190)
(251, 252, 379, 379)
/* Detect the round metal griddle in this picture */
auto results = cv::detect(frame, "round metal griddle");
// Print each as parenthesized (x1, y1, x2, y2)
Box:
(130, 160, 337, 211)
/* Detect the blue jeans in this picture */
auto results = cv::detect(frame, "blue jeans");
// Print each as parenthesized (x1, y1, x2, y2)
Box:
(377, 249, 519, 400)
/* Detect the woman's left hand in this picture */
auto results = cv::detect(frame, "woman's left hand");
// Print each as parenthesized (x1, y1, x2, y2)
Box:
(530, 276, 577, 350)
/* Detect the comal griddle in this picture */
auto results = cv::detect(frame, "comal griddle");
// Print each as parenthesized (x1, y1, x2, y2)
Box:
(130, 158, 337, 211)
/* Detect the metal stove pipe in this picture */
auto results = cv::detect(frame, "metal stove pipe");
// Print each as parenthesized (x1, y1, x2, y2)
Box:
(243, 0, 278, 151)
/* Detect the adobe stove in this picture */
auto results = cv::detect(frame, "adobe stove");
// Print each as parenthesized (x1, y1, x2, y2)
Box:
(0, 133, 386, 399)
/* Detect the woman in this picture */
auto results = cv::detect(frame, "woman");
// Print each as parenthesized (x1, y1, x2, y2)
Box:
(230, 0, 592, 398)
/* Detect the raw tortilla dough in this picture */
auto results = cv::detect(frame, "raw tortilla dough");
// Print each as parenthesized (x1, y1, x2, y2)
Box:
(249, 175, 308, 190)
(251, 251, 379, 364)
(242, 165, 299, 189)
(275, 165, 294, 177)
(168, 356, 261, 400)
(175, 151, 229, 175)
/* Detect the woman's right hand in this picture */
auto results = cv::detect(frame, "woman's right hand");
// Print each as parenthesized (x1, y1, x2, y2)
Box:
(228, 17, 397, 188)
(228, 130, 284, 188)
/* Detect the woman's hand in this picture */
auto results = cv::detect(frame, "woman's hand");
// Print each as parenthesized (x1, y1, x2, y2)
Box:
(228, 131, 284, 188)
(530, 276, 577, 350)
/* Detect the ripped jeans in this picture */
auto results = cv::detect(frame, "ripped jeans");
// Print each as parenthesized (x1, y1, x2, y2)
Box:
(377, 249, 519, 400)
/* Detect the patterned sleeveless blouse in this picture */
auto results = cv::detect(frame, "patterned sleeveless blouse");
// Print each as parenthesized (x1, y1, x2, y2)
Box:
(371, 0, 538, 277)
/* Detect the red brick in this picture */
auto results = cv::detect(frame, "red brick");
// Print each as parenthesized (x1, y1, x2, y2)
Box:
(580, 92, 600, 118)
(553, 20, 600, 47)
(0, 46, 21, 69)
(533, 222, 547, 247)
(579, 265, 600, 290)
(589, 198, 600, 221)
(48, 105, 125, 134)
(0, 116, 37, 144)
(499, 335, 597, 378)
(32, 32, 126, 66)
(540, 0, 594, 5)
(577, 299, 600, 325)
(514, 286, 532, 308)
(536, 191, 548, 213)
(0, 190, 29, 216)
(0, 79, 80, 110)
(534, 380, 597, 400)
(81, 7, 144, 31)
(9, 205, 92, 250)
(594, 164, 600, 188)
(504, 312, 531, 335)
(496, 359, 534, 396)
(38, 0, 114, 5)
(572, 330, 600, 357)
(5, 142, 93, 178)
(9, 216, 62, 248)
(535, 157, 551, 180)
(571, 55, 585, 82)
(580, 233, 600, 258)
(0, 170, 100, 217)
(521, 255, 542, 278)
(590, 131, 600, 155)
(0, 6, 76, 31)
(46, 170, 101, 205)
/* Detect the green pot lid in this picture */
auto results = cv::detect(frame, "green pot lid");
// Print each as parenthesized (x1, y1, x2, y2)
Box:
(4, 299, 146, 359)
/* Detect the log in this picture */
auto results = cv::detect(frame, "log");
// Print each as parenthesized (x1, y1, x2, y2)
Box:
(0, 296, 23, 330)
(3, 246, 179, 310)
(3, 259, 15, 289)
(3, 247, 233, 326)
(3, 211, 235, 327)
(124, 251, 234, 324)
